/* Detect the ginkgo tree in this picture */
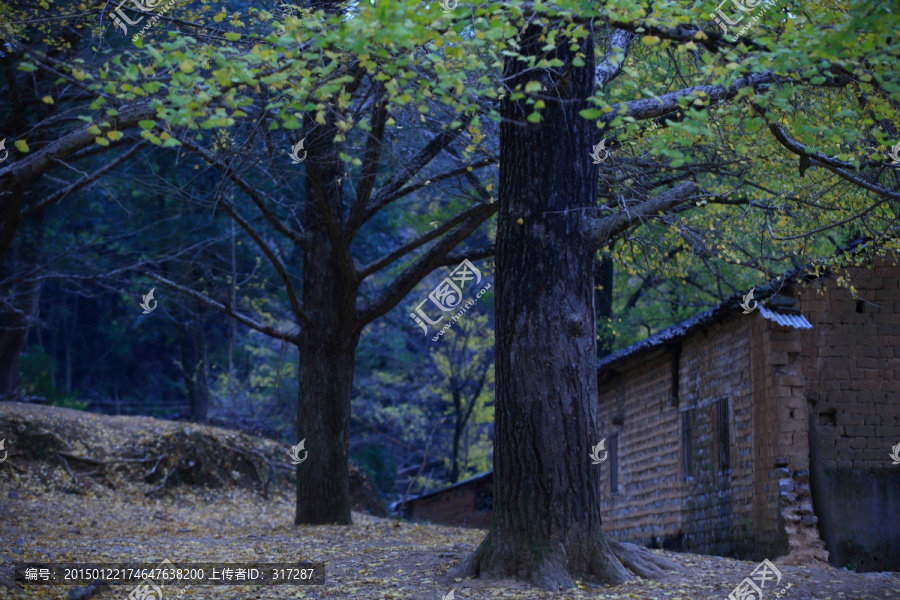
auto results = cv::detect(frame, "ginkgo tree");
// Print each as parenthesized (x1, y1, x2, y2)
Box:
(2, 0, 899, 587)
(455, 0, 898, 591)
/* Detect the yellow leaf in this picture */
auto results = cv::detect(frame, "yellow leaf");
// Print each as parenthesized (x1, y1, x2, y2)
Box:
(641, 36, 660, 46)
(179, 60, 195, 73)
(14, 140, 29, 153)
(42, 96, 54, 104)
(107, 130, 123, 141)
(516, 218, 524, 225)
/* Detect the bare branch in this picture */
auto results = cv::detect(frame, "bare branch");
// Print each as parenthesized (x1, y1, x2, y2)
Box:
(358, 201, 497, 281)
(0, 102, 156, 193)
(211, 194, 311, 326)
(584, 181, 699, 249)
(147, 272, 300, 343)
(357, 202, 496, 327)
(362, 117, 474, 223)
(20, 144, 144, 220)
(346, 83, 388, 235)
(595, 29, 636, 87)
(176, 135, 309, 248)
(759, 110, 900, 201)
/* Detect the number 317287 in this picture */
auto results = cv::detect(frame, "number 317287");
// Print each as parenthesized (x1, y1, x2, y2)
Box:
(271, 568, 314, 580)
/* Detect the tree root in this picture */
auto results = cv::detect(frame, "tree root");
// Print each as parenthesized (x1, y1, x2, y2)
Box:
(453, 535, 679, 591)
(610, 540, 681, 579)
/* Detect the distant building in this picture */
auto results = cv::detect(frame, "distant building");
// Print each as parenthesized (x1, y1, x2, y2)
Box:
(398, 252, 900, 572)
(392, 471, 493, 528)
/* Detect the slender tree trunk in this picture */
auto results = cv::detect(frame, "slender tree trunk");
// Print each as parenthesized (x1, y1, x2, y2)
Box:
(179, 315, 209, 422)
(595, 252, 614, 358)
(0, 247, 41, 396)
(451, 388, 463, 483)
(460, 23, 676, 590)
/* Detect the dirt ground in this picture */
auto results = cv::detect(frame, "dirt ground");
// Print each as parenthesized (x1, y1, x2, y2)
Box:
(1, 404, 898, 600)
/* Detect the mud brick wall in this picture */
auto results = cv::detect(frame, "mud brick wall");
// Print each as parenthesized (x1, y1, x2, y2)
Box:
(596, 316, 757, 556)
(797, 256, 900, 571)
(405, 473, 493, 529)
(678, 317, 756, 557)
(596, 351, 683, 547)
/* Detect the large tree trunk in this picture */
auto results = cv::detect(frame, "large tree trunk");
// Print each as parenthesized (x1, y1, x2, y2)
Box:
(295, 82, 359, 524)
(294, 331, 356, 524)
(459, 24, 675, 590)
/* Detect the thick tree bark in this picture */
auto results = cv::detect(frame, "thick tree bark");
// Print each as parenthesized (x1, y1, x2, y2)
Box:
(458, 24, 677, 589)
(295, 92, 360, 524)
(294, 331, 356, 524)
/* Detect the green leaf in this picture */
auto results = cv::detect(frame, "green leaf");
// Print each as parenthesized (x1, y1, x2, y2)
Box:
(225, 32, 241, 41)
(14, 140, 29, 153)
(139, 120, 156, 130)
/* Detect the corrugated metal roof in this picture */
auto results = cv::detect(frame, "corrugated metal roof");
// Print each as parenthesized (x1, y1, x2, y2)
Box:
(594, 241, 883, 373)
(758, 306, 813, 329)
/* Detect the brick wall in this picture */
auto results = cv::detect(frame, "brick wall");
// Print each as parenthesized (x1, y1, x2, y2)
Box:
(678, 316, 755, 556)
(405, 473, 494, 528)
(597, 350, 683, 547)
(796, 255, 900, 570)
(596, 316, 757, 556)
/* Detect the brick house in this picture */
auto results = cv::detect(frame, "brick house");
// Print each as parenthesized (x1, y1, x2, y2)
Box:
(399, 254, 900, 571)
(392, 471, 493, 528)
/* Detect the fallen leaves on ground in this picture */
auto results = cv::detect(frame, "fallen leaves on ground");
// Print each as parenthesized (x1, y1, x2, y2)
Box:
(1, 404, 898, 599)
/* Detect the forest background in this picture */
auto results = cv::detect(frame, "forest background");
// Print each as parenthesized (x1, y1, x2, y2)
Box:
(1, 0, 898, 517)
